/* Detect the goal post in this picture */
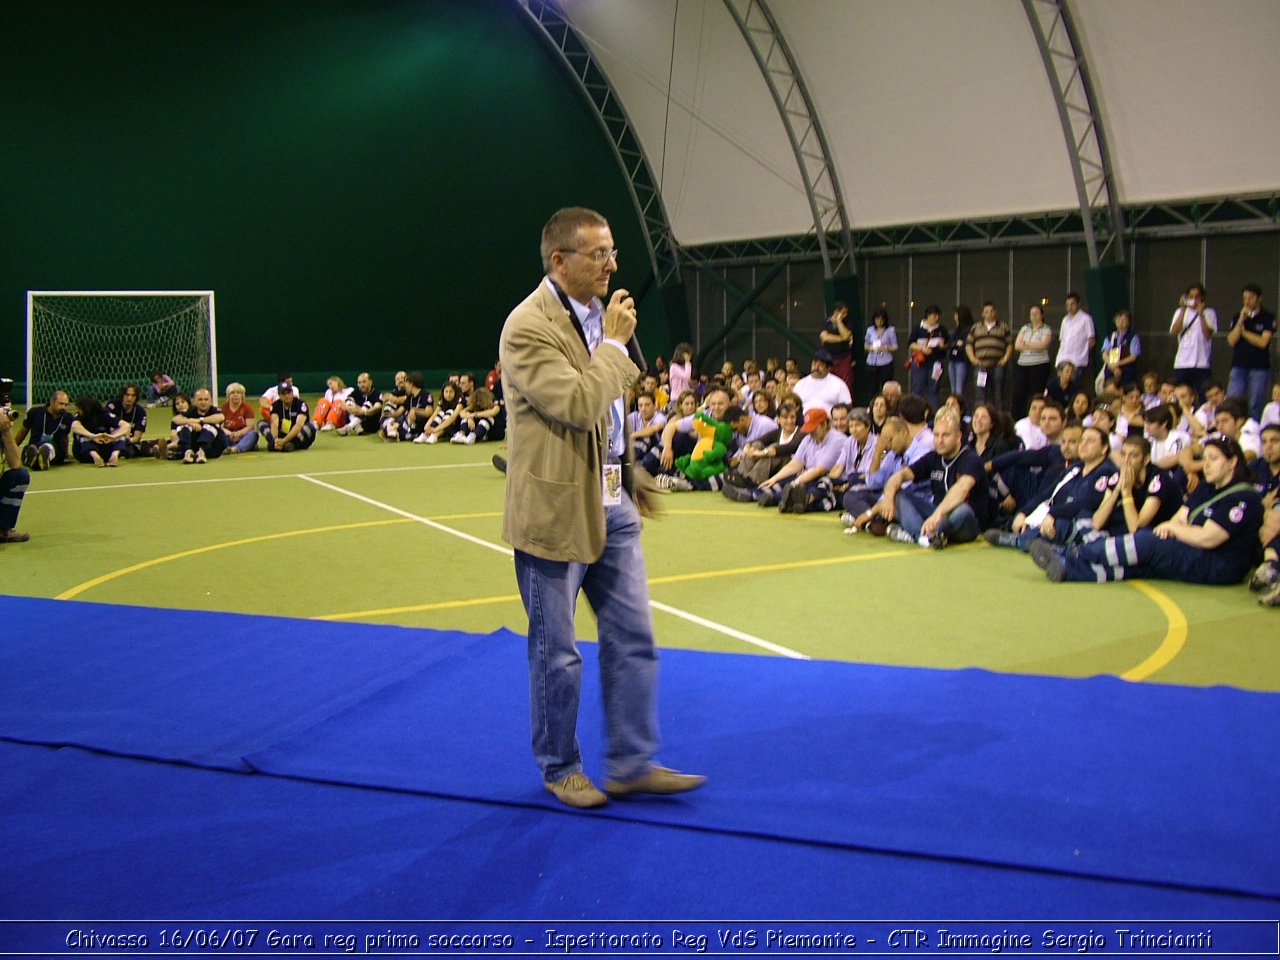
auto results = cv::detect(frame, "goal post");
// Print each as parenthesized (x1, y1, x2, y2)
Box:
(26, 290, 217, 407)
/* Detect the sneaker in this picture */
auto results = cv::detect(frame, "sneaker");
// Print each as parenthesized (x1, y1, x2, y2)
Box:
(334, 422, 352, 436)
(320, 422, 335, 432)
(450, 432, 467, 444)
(885, 522, 916, 545)
(984, 529, 1019, 548)
(0, 529, 30, 544)
(668, 473, 693, 492)
(384, 422, 398, 439)
(655, 472, 693, 492)
(753, 487, 777, 506)
(604, 764, 707, 799)
(195, 449, 207, 464)
(839, 511, 857, 528)
(1029, 539, 1067, 582)
(350, 420, 364, 435)
(38, 444, 54, 470)
(926, 530, 948, 550)
(1248, 560, 1279, 593)
(21, 445, 38, 469)
(492, 454, 507, 474)
(1259, 580, 1280, 607)
(183, 449, 196, 464)
(425, 432, 438, 444)
(544, 772, 607, 809)
(780, 483, 808, 514)
(412, 432, 430, 444)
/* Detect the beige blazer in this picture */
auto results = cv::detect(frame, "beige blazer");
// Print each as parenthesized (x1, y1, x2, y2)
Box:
(499, 281, 640, 563)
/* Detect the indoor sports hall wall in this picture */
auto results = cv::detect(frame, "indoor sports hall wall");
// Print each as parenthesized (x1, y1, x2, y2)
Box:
(0, 0, 658, 394)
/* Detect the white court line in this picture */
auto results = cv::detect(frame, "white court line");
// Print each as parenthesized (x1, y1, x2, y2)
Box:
(26, 461, 490, 496)
(649, 600, 809, 660)
(297, 474, 514, 558)
(300, 474, 810, 659)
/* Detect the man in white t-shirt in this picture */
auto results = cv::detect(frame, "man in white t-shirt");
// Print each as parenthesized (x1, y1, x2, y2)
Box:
(1169, 283, 1218, 400)
(1054, 292, 1095, 389)
(1015, 396, 1048, 451)
(792, 348, 851, 415)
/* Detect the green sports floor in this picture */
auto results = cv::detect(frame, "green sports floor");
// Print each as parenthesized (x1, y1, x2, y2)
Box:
(10, 420, 1279, 693)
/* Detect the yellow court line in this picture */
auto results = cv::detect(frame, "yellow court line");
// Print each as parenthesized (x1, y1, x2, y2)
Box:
(55, 519, 412, 601)
(322, 547, 921, 621)
(1119, 580, 1189, 682)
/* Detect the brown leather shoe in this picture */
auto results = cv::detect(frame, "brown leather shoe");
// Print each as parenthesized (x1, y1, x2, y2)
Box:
(544, 772, 607, 809)
(604, 765, 707, 798)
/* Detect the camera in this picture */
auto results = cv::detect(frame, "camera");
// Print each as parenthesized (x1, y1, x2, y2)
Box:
(0, 377, 15, 421)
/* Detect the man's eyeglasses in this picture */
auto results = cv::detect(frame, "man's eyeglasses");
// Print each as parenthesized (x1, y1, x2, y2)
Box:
(559, 247, 619, 264)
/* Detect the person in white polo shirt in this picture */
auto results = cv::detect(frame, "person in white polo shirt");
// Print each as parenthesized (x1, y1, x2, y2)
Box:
(1054, 292, 1095, 392)
(1169, 283, 1218, 400)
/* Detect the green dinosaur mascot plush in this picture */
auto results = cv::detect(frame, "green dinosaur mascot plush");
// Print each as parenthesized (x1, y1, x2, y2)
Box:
(674, 411, 733, 482)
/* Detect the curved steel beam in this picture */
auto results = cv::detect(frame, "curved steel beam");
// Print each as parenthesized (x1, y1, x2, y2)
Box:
(1022, 0, 1126, 266)
(720, 0, 855, 279)
(516, 0, 682, 286)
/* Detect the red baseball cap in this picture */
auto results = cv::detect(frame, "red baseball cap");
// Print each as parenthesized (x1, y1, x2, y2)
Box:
(801, 408, 828, 433)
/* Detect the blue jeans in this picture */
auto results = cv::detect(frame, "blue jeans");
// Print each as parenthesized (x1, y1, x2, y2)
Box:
(948, 361, 969, 402)
(894, 489, 981, 543)
(228, 429, 259, 453)
(1227, 367, 1270, 422)
(514, 490, 659, 784)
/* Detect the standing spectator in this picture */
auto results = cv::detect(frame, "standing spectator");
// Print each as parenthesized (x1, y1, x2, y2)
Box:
(220, 383, 259, 454)
(793, 348, 851, 415)
(667, 343, 693, 401)
(863, 308, 897, 396)
(947, 305, 975, 403)
(967, 302, 1012, 408)
(1055, 292, 1095, 391)
(1226, 283, 1276, 422)
(1012, 304, 1054, 420)
(907, 305, 947, 411)
(1170, 284, 1217, 399)
(1100, 309, 1142, 389)
(819, 302, 856, 395)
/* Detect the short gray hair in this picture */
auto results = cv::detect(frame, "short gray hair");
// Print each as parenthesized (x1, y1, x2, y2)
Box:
(541, 207, 608, 272)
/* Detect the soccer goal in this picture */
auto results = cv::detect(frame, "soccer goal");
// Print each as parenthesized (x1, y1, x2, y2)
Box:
(26, 290, 217, 407)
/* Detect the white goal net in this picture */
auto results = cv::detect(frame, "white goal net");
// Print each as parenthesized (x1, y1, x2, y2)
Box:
(26, 290, 217, 407)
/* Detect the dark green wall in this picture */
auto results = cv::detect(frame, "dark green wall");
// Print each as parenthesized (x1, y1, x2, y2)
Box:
(0, 0, 659, 393)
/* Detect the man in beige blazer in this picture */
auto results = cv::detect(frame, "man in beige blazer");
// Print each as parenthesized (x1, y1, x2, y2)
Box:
(499, 207, 705, 809)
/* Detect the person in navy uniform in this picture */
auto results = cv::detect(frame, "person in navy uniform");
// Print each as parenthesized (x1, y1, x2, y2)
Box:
(258, 382, 316, 452)
(174, 388, 227, 464)
(1031, 436, 1263, 585)
(1247, 424, 1280, 602)
(70, 396, 129, 466)
(1225, 283, 1276, 422)
(16, 390, 74, 470)
(0, 405, 31, 543)
(106, 383, 148, 457)
(1089, 434, 1183, 538)
(337, 371, 383, 436)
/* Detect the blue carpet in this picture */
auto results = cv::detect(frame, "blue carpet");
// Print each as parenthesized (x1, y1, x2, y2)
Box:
(2, 742, 1275, 923)
(1, 595, 1277, 902)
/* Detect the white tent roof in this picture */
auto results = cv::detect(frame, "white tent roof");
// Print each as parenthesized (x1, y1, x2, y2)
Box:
(559, 0, 1280, 245)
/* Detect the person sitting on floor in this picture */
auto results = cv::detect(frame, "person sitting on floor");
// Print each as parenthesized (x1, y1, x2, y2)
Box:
(219, 382, 259, 454)
(644, 386, 733, 490)
(417, 381, 464, 444)
(628, 391, 667, 460)
(0, 407, 31, 544)
(1031, 436, 1263, 586)
(451, 384, 501, 445)
(173, 387, 227, 464)
(985, 424, 1114, 551)
(313, 376, 353, 432)
(1089, 434, 1183, 538)
(106, 383, 148, 457)
(337, 372, 383, 436)
(70, 395, 129, 467)
(869, 411, 988, 549)
(386, 371, 433, 442)
(1245, 424, 1280, 601)
(258, 382, 317, 452)
(146, 370, 177, 406)
(753, 407, 848, 513)
(16, 390, 73, 470)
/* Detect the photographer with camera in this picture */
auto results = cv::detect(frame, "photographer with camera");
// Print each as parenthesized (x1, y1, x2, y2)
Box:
(0, 379, 31, 544)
